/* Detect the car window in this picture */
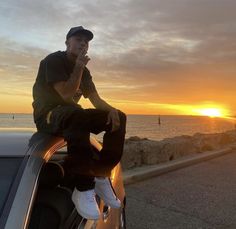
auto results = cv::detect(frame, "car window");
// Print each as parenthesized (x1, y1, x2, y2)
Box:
(0, 157, 24, 215)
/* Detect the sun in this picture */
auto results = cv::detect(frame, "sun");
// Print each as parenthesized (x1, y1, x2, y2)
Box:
(192, 105, 230, 118)
(198, 108, 223, 118)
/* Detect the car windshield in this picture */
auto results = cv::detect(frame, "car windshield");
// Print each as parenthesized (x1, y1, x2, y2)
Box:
(0, 157, 24, 215)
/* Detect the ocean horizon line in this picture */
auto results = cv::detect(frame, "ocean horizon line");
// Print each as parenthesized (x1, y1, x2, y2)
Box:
(0, 113, 235, 118)
(0, 114, 235, 141)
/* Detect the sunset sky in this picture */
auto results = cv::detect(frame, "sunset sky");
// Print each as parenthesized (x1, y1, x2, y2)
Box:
(0, 0, 235, 116)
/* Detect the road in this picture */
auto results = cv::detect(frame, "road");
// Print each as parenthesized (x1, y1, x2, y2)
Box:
(125, 150, 236, 229)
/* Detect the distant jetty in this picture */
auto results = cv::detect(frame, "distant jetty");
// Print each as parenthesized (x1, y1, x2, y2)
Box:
(121, 130, 236, 170)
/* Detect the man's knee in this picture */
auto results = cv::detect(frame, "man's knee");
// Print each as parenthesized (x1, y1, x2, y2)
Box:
(118, 110, 127, 126)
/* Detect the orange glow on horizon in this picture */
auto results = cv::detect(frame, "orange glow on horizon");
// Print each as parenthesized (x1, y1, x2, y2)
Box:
(0, 94, 234, 118)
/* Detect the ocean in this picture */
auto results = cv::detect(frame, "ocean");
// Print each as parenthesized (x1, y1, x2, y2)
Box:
(0, 114, 235, 141)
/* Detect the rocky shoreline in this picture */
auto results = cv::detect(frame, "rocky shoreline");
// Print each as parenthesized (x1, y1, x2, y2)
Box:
(121, 130, 236, 170)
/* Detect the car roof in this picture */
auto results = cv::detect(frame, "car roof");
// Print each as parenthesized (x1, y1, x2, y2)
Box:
(0, 130, 101, 158)
(0, 131, 33, 156)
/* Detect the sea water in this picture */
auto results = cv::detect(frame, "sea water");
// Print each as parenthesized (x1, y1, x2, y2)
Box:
(0, 114, 235, 141)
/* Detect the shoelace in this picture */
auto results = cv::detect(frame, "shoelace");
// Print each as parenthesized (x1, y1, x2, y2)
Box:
(86, 190, 96, 203)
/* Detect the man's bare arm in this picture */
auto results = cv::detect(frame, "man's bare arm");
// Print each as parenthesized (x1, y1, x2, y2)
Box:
(53, 49, 90, 103)
(89, 92, 121, 132)
(53, 65, 84, 103)
(89, 92, 114, 111)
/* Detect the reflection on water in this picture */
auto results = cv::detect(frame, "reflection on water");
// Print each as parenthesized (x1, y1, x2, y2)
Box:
(125, 115, 235, 141)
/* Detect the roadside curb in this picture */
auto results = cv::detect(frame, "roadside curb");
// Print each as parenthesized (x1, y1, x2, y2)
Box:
(123, 145, 235, 185)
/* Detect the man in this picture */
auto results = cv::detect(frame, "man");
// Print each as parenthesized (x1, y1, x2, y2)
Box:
(32, 26, 126, 220)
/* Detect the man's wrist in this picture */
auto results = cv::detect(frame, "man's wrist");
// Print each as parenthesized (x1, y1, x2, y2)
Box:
(75, 61, 85, 69)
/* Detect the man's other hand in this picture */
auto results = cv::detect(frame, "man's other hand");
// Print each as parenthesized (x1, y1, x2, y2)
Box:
(106, 109, 120, 132)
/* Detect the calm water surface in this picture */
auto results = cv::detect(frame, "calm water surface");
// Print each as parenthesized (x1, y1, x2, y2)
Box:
(0, 114, 235, 141)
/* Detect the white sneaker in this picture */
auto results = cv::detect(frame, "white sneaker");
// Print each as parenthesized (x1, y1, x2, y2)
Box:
(95, 177, 121, 208)
(72, 188, 100, 220)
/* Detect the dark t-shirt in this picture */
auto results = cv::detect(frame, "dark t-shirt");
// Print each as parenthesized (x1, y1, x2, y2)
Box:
(32, 51, 97, 122)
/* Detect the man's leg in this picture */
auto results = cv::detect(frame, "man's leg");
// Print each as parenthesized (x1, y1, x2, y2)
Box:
(47, 105, 97, 187)
(99, 110, 126, 170)
(84, 109, 127, 175)
(43, 105, 100, 219)
(80, 109, 126, 209)
(61, 108, 126, 217)
(40, 106, 126, 184)
(45, 106, 126, 218)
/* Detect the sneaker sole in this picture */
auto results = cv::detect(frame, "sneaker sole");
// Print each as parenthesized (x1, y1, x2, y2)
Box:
(76, 206, 100, 220)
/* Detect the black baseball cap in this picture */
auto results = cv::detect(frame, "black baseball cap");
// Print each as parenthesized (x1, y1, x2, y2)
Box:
(66, 26, 94, 41)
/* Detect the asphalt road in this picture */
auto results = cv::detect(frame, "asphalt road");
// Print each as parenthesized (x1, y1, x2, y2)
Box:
(125, 150, 236, 229)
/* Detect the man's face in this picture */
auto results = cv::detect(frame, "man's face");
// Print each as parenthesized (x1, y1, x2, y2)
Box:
(66, 34, 89, 57)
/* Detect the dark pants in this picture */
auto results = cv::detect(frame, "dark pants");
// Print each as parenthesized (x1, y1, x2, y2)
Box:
(36, 105, 126, 191)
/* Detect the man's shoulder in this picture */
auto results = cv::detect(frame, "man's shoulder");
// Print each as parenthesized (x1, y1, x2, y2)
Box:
(43, 51, 66, 62)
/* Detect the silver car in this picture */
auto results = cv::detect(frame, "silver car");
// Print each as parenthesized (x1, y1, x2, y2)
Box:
(0, 131, 126, 229)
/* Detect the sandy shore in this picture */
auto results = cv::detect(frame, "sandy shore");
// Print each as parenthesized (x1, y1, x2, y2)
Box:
(121, 129, 236, 170)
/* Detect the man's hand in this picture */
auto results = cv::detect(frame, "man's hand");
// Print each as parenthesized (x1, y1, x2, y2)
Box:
(106, 109, 120, 132)
(75, 48, 90, 67)
(88, 92, 120, 131)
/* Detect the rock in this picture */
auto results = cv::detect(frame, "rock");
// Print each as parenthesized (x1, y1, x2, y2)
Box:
(121, 129, 236, 170)
(161, 136, 198, 160)
(125, 136, 149, 142)
(121, 140, 143, 169)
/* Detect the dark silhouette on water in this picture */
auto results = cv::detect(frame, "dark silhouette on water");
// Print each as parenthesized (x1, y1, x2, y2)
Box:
(158, 115, 161, 125)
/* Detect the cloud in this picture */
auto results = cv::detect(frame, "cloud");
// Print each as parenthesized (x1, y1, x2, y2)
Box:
(0, 37, 47, 77)
(0, 0, 235, 113)
(0, 37, 49, 99)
